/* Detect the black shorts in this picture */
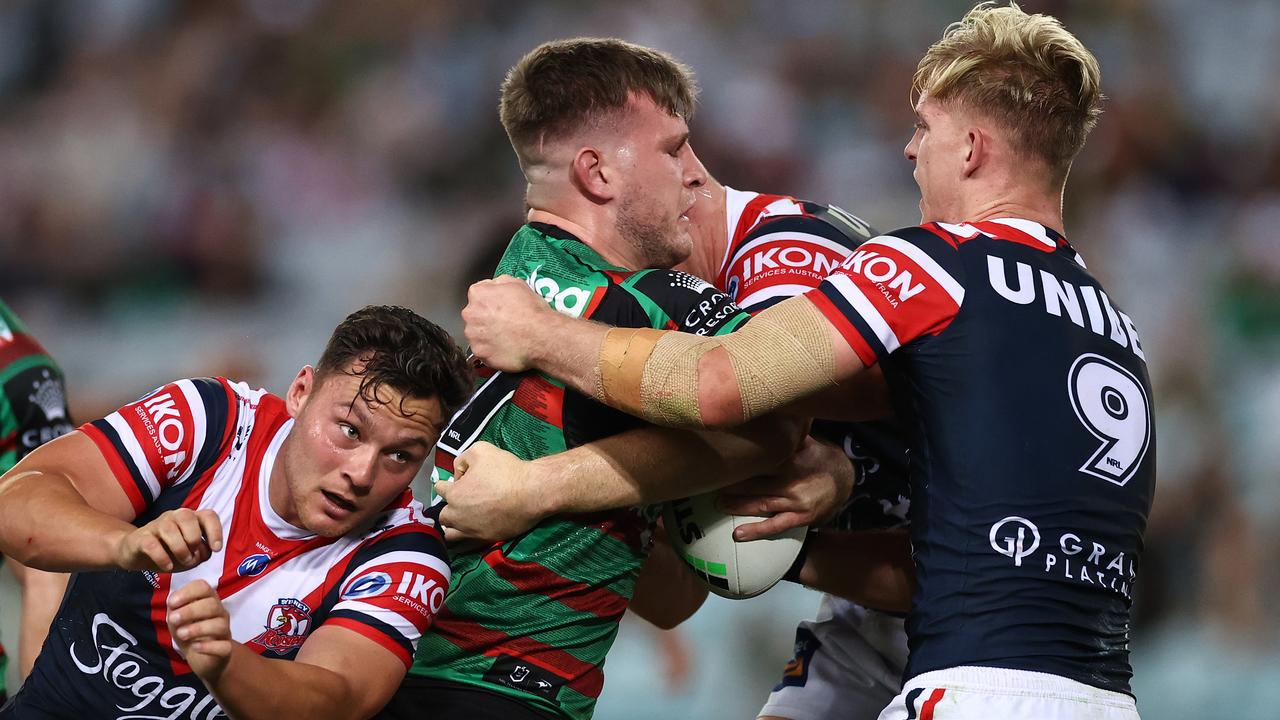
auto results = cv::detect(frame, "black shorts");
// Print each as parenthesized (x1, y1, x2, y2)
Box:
(375, 676, 562, 720)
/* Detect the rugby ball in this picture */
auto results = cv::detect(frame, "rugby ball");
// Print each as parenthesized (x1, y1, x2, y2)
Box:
(662, 493, 807, 599)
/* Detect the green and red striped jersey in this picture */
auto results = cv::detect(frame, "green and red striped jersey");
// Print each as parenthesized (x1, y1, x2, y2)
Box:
(0, 298, 73, 700)
(408, 223, 748, 719)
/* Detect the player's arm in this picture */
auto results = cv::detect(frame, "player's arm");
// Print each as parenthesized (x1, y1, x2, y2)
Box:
(437, 411, 806, 542)
(464, 277, 862, 429)
(789, 529, 913, 613)
(172, 598, 408, 720)
(0, 378, 231, 574)
(628, 524, 708, 630)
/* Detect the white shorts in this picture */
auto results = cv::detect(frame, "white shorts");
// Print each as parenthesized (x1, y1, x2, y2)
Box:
(758, 595, 908, 720)
(876, 666, 1141, 720)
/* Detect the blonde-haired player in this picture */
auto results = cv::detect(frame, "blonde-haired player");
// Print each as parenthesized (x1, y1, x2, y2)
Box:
(463, 4, 1155, 719)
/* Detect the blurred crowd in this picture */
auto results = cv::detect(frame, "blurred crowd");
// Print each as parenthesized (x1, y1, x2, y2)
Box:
(1, 0, 1277, 717)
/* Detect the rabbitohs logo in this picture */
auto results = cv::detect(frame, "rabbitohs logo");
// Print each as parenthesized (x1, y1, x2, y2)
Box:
(525, 265, 593, 317)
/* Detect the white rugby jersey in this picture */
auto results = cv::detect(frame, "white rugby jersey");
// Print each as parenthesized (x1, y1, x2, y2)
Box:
(10, 377, 449, 720)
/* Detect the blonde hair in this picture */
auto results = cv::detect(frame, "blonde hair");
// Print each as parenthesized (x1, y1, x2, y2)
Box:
(913, 2, 1103, 181)
(500, 38, 698, 169)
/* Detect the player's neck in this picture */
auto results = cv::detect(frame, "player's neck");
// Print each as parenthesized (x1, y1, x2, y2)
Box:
(962, 174, 1065, 233)
(526, 207, 642, 269)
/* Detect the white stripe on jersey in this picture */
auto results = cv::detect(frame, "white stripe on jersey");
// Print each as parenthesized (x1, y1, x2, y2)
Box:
(727, 230, 859, 269)
(436, 371, 516, 456)
(739, 284, 822, 311)
(867, 236, 966, 306)
(987, 218, 1057, 248)
(935, 222, 982, 240)
(106, 412, 161, 501)
(827, 273, 902, 353)
(175, 379, 209, 486)
(342, 550, 451, 592)
(331, 598, 420, 638)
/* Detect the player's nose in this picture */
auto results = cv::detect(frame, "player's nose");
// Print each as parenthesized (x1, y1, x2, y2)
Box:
(682, 145, 708, 189)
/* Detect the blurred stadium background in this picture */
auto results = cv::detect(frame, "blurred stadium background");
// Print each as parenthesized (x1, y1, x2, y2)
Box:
(1, 0, 1278, 717)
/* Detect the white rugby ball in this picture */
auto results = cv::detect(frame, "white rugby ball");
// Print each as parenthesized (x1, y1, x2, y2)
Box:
(663, 493, 807, 599)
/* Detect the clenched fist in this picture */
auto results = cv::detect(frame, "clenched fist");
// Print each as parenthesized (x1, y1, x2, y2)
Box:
(462, 275, 555, 373)
(115, 508, 223, 573)
(167, 579, 233, 680)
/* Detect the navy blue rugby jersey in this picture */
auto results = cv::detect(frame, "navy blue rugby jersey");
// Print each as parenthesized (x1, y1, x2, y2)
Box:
(8, 378, 448, 719)
(806, 218, 1156, 694)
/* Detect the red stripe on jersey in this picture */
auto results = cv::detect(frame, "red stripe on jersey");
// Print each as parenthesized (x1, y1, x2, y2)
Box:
(483, 547, 629, 620)
(432, 614, 605, 699)
(511, 375, 564, 429)
(729, 194, 789, 254)
(805, 290, 879, 366)
(0, 429, 17, 454)
(582, 285, 608, 320)
(0, 332, 48, 369)
(831, 243, 961, 346)
(971, 221, 1056, 253)
(121, 383, 199, 493)
(920, 687, 946, 720)
(435, 448, 455, 474)
(79, 424, 147, 515)
(325, 617, 413, 667)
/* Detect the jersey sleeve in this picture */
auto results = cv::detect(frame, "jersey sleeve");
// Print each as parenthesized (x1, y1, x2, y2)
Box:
(2, 358, 74, 469)
(324, 517, 450, 668)
(624, 269, 750, 336)
(724, 209, 876, 313)
(805, 226, 967, 366)
(79, 377, 236, 515)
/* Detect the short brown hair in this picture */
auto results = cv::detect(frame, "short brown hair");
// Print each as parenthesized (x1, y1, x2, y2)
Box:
(499, 38, 698, 169)
(317, 305, 472, 421)
(913, 2, 1103, 181)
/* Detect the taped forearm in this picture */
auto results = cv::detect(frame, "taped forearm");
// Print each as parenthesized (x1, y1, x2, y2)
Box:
(595, 297, 840, 428)
(536, 413, 807, 512)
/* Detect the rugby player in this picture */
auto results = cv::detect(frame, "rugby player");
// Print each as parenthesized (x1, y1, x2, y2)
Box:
(0, 300, 73, 701)
(380, 39, 822, 720)
(437, 171, 914, 720)
(0, 306, 470, 719)
(462, 5, 1156, 719)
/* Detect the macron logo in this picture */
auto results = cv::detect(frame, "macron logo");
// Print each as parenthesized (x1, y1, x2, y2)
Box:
(842, 249, 926, 304)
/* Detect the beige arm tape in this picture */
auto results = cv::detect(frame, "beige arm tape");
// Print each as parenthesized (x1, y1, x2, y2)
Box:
(595, 297, 839, 428)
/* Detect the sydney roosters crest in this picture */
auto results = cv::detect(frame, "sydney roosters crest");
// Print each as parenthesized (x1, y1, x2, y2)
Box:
(251, 598, 312, 653)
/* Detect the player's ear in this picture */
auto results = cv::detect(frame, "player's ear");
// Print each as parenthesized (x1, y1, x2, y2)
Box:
(571, 146, 614, 202)
(962, 126, 987, 178)
(286, 365, 316, 417)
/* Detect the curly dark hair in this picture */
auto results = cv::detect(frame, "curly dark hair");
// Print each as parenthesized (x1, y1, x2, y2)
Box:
(316, 305, 472, 421)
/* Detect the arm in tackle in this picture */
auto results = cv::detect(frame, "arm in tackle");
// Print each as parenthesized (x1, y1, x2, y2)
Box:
(463, 275, 866, 429)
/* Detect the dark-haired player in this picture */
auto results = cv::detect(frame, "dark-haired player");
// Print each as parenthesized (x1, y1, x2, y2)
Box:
(382, 38, 812, 720)
(0, 305, 472, 719)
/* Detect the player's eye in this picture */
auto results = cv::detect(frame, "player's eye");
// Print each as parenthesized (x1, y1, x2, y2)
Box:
(389, 451, 410, 464)
(339, 423, 359, 440)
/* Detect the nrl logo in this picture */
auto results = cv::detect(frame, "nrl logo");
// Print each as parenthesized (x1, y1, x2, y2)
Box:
(29, 369, 67, 422)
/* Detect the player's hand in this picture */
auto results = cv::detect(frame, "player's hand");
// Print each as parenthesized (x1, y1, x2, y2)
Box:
(717, 436, 853, 541)
(167, 579, 233, 682)
(462, 275, 553, 372)
(114, 508, 223, 573)
(436, 441, 547, 543)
